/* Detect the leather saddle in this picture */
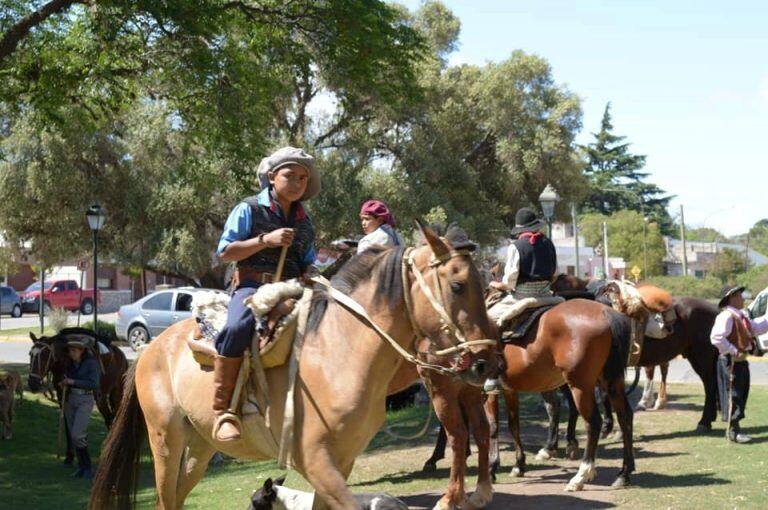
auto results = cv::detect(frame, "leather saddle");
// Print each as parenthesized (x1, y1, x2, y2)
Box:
(499, 305, 556, 346)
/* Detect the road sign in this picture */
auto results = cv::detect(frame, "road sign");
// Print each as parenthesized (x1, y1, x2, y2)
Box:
(77, 258, 90, 271)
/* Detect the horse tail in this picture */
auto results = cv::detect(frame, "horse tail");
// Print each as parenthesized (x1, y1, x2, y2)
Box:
(89, 362, 144, 510)
(602, 308, 631, 384)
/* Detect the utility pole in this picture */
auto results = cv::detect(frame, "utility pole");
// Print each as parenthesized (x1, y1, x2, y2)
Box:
(679, 205, 688, 276)
(602, 221, 610, 279)
(643, 218, 648, 277)
(572, 203, 580, 277)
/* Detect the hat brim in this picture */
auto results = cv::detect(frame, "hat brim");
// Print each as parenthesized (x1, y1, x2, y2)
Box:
(67, 341, 87, 349)
(510, 219, 545, 236)
(258, 161, 321, 201)
(718, 286, 746, 308)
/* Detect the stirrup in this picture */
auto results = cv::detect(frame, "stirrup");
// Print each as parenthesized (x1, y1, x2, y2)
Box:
(212, 411, 243, 441)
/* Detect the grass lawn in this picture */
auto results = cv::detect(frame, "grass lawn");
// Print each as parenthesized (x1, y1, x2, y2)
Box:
(0, 325, 56, 341)
(1, 361, 767, 509)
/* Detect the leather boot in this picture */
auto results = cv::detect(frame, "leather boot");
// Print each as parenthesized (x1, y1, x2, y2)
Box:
(76, 447, 94, 479)
(72, 448, 85, 478)
(213, 355, 243, 442)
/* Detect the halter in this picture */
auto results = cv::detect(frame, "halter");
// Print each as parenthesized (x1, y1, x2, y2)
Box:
(312, 245, 496, 377)
(29, 342, 59, 403)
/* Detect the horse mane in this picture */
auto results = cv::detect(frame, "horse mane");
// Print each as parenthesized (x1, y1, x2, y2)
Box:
(308, 246, 406, 333)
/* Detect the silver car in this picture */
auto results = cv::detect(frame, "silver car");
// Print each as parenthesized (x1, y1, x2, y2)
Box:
(748, 286, 768, 353)
(0, 286, 22, 317)
(116, 287, 225, 351)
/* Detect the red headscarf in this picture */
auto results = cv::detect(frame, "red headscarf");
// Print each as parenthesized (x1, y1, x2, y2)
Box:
(360, 199, 396, 228)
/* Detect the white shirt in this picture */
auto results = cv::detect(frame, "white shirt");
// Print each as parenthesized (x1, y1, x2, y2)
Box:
(501, 243, 521, 290)
(357, 225, 400, 254)
(710, 306, 768, 356)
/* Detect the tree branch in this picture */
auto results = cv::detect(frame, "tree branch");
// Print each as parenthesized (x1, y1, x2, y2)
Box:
(0, 0, 84, 64)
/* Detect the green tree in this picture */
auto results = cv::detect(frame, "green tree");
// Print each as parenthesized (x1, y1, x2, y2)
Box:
(580, 210, 666, 277)
(746, 219, 768, 257)
(712, 247, 748, 284)
(686, 226, 727, 243)
(581, 103, 673, 233)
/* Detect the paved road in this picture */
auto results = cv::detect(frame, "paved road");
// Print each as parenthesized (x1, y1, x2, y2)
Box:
(0, 312, 117, 331)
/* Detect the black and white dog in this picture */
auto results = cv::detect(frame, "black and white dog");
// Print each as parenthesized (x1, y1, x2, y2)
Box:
(248, 476, 409, 510)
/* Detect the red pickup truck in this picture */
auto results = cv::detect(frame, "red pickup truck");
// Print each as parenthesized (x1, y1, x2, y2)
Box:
(20, 279, 101, 314)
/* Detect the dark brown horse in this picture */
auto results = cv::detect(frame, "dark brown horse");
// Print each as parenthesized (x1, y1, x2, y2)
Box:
(27, 327, 128, 456)
(492, 298, 635, 491)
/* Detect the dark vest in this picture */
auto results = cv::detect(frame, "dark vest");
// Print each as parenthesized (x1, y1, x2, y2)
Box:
(236, 195, 315, 279)
(513, 235, 557, 284)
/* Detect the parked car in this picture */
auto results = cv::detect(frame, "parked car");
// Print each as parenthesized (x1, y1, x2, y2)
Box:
(0, 286, 22, 318)
(116, 287, 225, 351)
(748, 286, 768, 352)
(19, 279, 101, 314)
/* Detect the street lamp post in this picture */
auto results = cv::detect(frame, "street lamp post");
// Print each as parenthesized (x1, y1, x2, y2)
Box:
(538, 184, 561, 238)
(86, 204, 106, 332)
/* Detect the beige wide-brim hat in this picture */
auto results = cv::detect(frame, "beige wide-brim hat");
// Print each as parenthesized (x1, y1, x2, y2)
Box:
(257, 146, 320, 201)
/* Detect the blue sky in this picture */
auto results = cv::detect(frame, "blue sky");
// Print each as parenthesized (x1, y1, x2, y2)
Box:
(396, 0, 768, 235)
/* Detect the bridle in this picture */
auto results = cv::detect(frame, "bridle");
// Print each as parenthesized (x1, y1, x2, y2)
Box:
(29, 341, 59, 403)
(312, 245, 497, 377)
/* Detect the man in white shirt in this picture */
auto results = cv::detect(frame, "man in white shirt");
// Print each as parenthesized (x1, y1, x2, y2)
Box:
(710, 285, 768, 443)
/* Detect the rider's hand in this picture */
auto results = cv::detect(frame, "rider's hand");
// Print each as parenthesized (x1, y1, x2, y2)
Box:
(263, 228, 295, 248)
(488, 281, 507, 291)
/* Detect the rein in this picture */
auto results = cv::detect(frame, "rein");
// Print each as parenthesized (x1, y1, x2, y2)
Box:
(29, 342, 58, 403)
(311, 246, 496, 377)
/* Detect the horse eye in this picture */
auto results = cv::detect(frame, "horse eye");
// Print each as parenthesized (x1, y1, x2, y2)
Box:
(450, 281, 465, 294)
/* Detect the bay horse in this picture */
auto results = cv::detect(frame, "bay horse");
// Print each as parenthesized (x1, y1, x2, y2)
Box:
(27, 328, 128, 460)
(492, 298, 635, 491)
(90, 225, 498, 510)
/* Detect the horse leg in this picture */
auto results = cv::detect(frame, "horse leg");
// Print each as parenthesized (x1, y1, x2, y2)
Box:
(175, 426, 216, 509)
(653, 362, 669, 410)
(145, 413, 187, 510)
(687, 349, 716, 431)
(637, 366, 656, 411)
(505, 389, 526, 478)
(484, 393, 500, 482)
(565, 386, 601, 492)
(95, 395, 114, 429)
(536, 389, 560, 461)
(462, 389, 493, 510)
(600, 386, 614, 439)
(424, 425, 448, 472)
(430, 390, 470, 510)
(561, 385, 579, 460)
(606, 378, 635, 488)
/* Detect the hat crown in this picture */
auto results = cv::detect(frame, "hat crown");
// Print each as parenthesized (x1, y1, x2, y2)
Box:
(257, 146, 320, 200)
(515, 207, 539, 227)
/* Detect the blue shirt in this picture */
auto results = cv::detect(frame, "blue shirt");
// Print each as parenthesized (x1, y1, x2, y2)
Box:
(65, 357, 100, 391)
(217, 188, 316, 268)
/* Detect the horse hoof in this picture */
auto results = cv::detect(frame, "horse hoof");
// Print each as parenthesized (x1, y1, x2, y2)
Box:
(612, 431, 623, 442)
(635, 402, 647, 411)
(612, 476, 630, 488)
(565, 481, 584, 492)
(423, 461, 437, 473)
(468, 485, 493, 509)
(535, 448, 555, 461)
(695, 423, 712, 434)
(511, 466, 524, 478)
(653, 398, 667, 410)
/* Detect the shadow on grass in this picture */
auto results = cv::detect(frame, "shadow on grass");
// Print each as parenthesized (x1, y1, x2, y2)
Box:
(631, 470, 729, 489)
(401, 492, 615, 509)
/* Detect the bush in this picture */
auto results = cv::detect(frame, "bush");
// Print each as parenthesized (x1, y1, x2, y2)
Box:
(80, 320, 117, 342)
(737, 265, 768, 295)
(644, 275, 722, 300)
(48, 307, 69, 333)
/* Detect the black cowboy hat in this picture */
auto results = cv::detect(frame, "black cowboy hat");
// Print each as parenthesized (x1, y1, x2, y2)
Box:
(718, 285, 746, 308)
(510, 207, 546, 236)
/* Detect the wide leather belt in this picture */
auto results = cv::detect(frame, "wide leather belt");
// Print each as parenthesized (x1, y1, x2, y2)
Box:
(235, 267, 276, 285)
(70, 388, 93, 395)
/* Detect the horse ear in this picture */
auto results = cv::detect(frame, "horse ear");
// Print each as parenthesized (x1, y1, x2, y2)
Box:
(273, 475, 286, 487)
(415, 219, 450, 258)
(30, 332, 37, 342)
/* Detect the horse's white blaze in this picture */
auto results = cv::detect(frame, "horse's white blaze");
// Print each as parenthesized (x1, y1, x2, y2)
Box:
(565, 461, 596, 492)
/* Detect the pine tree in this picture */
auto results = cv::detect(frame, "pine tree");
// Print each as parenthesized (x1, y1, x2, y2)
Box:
(582, 103, 674, 233)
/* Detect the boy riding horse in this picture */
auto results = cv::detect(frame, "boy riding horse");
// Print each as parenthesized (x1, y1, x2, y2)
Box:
(214, 147, 320, 442)
(485, 207, 558, 394)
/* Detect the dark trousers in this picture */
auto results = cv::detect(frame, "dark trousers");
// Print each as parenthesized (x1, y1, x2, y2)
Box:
(215, 281, 261, 358)
(717, 355, 750, 425)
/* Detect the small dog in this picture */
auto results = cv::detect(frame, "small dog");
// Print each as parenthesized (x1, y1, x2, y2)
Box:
(249, 477, 409, 510)
(0, 369, 23, 440)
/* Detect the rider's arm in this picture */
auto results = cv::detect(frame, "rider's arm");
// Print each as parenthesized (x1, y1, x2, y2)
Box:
(501, 243, 520, 291)
(217, 203, 271, 263)
(71, 358, 100, 390)
(749, 314, 768, 336)
(710, 312, 738, 356)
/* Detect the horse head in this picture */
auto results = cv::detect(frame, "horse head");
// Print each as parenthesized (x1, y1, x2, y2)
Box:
(27, 332, 67, 393)
(407, 222, 498, 386)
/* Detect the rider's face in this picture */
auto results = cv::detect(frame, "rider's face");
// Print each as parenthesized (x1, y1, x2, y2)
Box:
(730, 292, 745, 309)
(360, 214, 384, 234)
(269, 164, 309, 203)
(68, 346, 84, 362)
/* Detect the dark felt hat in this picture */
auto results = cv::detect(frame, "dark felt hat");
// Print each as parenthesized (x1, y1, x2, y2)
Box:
(510, 207, 546, 236)
(718, 285, 746, 308)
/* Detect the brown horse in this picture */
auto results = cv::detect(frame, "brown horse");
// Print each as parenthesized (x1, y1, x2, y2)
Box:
(90, 225, 497, 510)
(636, 362, 670, 411)
(491, 298, 635, 491)
(27, 328, 128, 461)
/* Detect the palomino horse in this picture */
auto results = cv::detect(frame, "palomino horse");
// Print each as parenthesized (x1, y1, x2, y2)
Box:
(492, 298, 635, 491)
(90, 225, 497, 510)
(27, 328, 128, 460)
